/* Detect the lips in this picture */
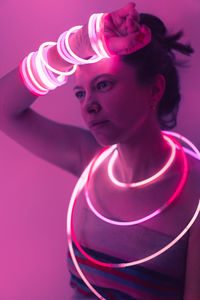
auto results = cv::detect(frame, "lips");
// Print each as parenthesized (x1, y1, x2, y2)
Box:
(88, 120, 109, 129)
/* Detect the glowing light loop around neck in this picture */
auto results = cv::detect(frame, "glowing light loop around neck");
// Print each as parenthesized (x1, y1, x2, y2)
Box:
(66, 131, 200, 300)
(85, 135, 186, 226)
(108, 135, 176, 188)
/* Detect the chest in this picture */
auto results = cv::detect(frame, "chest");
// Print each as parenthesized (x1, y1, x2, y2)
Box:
(72, 156, 200, 280)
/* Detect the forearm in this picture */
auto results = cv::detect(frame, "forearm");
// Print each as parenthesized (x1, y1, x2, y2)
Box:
(0, 67, 37, 119)
(0, 23, 94, 120)
(47, 23, 94, 71)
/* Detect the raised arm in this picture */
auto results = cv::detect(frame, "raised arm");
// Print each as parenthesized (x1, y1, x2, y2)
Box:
(0, 24, 102, 177)
(0, 3, 149, 176)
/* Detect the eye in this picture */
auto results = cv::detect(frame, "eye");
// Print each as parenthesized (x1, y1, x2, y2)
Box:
(75, 90, 86, 99)
(96, 80, 112, 90)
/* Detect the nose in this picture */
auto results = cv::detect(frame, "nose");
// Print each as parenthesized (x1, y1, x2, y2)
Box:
(82, 94, 101, 114)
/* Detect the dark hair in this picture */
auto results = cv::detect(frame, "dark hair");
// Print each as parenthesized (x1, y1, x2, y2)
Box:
(121, 13, 194, 130)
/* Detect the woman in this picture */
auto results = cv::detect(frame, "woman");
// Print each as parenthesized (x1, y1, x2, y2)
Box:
(0, 2, 200, 299)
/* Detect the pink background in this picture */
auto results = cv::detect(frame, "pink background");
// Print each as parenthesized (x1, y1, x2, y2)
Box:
(0, 0, 200, 299)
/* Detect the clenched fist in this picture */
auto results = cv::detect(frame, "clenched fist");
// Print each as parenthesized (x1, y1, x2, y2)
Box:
(103, 2, 151, 55)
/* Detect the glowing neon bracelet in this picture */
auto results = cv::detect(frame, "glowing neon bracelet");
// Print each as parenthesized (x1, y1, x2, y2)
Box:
(37, 48, 64, 87)
(34, 51, 57, 90)
(20, 56, 48, 96)
(38, 42, 77, 77)
(57, 31, 76, 64)
(88, 13, 111, 58)
(20, 43, 74, 95)
(30, 52, 54, 91)
(57, 28, 100, 65)
(57, 13, 111, 66)
(26, 52, 49, 93)
(95, 13, 111, 58)
(40, 45, 69, 86)
(88, 14, 103, 58)
(65, 26, 104, 64)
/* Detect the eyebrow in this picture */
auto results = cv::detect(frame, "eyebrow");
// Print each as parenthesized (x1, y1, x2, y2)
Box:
(73, 73, 115, 91)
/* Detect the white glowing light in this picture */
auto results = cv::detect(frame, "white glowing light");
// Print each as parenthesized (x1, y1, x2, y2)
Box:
(65, 26, 103, 64)
(96, 13, 111, 58)
(88, 13, 111, 59)
(38, 42, 77, 76)
(26, 53, 48, 93)
(108, 135, 176, 188)
(66, 131, 200, 299)
(88, 14, 104, 58)
(20, 56, 48, 96)
(35, 51, 57, 90)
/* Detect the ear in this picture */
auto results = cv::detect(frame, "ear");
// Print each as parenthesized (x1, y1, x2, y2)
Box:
(149, 74, 166, 104)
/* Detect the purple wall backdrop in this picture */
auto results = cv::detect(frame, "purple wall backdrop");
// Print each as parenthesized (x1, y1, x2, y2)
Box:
(0, 0, 199, 299)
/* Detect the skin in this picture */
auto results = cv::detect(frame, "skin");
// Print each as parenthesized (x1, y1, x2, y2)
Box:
(0, 2, 199, 298)
(73, 55, 200, 300)
(73, 55, 169, 183)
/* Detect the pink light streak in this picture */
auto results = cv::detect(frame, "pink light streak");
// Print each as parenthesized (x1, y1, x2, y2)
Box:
(38, 42, 77, 77)
(19, 57, 48, 96)
(95, 13, 111, 58)
(66, 131, 200, 299)
(108, 135, 176, 188)
(26, 52, 48, 93)
(84, 135, 187, 226)
(88, 14, 105, 58)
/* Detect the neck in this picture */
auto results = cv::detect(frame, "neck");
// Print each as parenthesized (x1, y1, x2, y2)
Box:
(115, 122, 170, 184)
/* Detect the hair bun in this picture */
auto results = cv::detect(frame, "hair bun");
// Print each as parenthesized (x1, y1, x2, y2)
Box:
(139, 13, 167, 37)
(139, 13, 194, 56)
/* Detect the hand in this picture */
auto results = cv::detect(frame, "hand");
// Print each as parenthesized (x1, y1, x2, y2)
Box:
(103, 2, 151, 55)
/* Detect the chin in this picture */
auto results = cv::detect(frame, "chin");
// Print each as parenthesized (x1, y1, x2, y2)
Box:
(92, 133, 118, 147)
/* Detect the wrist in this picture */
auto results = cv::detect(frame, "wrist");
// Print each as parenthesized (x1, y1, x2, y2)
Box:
(20, 41, 77, 96)
(69, 23, 95, 59)
(46, 45, 73, 71)
(56, 13, 111, 65)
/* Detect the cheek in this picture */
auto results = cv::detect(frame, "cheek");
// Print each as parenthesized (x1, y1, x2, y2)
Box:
(114, 93, 148, 127)
(80, 108, 87, 124)
(112, 88, 138, 115)
(79, 104, 87, 123)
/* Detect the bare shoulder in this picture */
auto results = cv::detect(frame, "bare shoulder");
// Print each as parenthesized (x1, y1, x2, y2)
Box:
(187, 152, 200, 225)
(1, 108, 103, 177)
(187, 151, 200, 170)
(187, 152, 200, 189)
(183, 203, 200, 300)
(79, 128, 103, 173)
(183, 153, 200, 299)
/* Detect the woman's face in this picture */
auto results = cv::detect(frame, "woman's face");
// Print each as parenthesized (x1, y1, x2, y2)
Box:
(73, 56, 154, 146)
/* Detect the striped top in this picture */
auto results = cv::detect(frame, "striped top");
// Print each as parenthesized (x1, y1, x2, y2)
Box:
(67, 184, 190, 299)
(67, 241, 186, 300)
(67, 148, 197, 299)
